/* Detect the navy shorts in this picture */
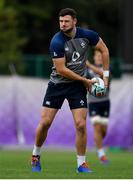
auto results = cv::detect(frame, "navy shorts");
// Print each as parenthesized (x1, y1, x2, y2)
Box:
(88, 100, 110, 118)
(43, 81, 87, 109)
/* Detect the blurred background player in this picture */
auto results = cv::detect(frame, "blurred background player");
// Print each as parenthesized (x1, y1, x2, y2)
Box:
(86, 49, 111, 164)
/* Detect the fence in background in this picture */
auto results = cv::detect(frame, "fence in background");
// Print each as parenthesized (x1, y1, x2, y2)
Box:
(23, 55, 123, 79)
(23, 55, 53, 78)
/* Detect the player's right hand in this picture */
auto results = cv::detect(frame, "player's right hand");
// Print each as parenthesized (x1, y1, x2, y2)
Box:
(82, 78, 97, 90)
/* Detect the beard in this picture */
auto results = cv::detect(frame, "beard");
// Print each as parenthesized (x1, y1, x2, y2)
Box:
(60, 27, 73, 34)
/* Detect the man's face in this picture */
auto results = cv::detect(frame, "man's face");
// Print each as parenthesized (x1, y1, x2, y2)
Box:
(59, 15, 77, 33)
(94, 51, 102, 65)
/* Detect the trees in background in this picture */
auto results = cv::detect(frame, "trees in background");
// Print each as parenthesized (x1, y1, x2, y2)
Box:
(0, 0, 123, 74)
(0, 0, 26, 73)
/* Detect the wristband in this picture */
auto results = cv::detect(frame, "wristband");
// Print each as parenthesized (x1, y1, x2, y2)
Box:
(103, 70, 109, 77)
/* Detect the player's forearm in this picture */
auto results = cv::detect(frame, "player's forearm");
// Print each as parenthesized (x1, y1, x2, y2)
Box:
(102, 50, 110, 87)
(102, 50, 109, 71)
(57, 67, 93, 88)
(57, 67, 86, 82)
(95, 38, 110, 72)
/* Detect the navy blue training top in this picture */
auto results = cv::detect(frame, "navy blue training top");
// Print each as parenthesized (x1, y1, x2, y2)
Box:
(49, 27, 100, 84)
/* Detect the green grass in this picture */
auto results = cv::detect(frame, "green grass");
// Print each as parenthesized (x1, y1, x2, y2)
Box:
(0, 149, 133, 179)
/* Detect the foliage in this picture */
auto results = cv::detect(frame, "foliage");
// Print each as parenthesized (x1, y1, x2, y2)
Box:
(0, 0, 124, 74)
(0, 0, 27, 74)
(5, 0, 122, 56)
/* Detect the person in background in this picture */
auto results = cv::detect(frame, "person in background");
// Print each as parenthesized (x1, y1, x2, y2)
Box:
(86, 49, 111, 164)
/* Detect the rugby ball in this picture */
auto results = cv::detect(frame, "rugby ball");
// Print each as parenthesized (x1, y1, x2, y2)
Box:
(90, 77, 105, 97)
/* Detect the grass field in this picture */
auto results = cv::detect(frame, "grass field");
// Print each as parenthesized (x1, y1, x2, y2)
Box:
(0, 149, 133, 179)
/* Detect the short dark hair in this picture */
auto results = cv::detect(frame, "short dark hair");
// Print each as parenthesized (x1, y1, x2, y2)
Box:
(59, 8, 77, 18)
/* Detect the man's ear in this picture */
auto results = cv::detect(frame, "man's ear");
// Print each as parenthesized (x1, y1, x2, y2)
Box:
(74, 18, 77, 25)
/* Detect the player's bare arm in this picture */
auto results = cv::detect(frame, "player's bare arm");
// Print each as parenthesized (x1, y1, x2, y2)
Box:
(94, 38, 110, 87)
(53, 57, 93, 88)
(86, 61, 103, 77)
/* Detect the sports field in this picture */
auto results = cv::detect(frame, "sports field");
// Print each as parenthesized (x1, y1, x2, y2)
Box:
(0, 149, 133, 179)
